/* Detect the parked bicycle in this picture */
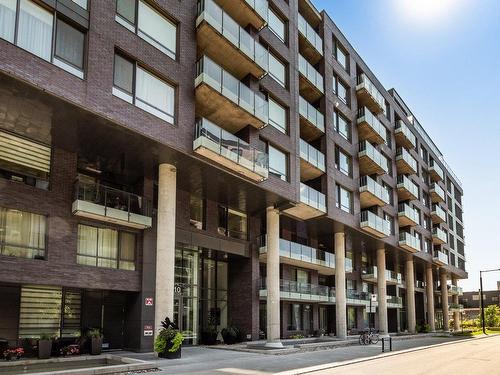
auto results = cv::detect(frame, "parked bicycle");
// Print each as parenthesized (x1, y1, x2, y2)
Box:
(358, 329, 380, 345)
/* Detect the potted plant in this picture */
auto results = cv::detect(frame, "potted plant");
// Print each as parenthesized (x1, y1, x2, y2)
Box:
(38, 333, 52, 359)
(221, 325, 240, 345)
(3, 348, 24, 361)
(201, 315, 219, 345)
(89, 329, 103, 355)
(154, 317, 184, 359)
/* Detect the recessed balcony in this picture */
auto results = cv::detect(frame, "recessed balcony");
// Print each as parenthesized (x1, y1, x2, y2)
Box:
(299, 54, 324, 102)
(397, 175, 419, 201)
(213, 0, 268, 30)
(415, 280, 426, 290)
(283, 183, 326, 220)
(398, 203, 419, 227)
(298, 13, 323, 64)
(399, 231, 421, 253)
(359, 175, 390, 208)
(346, 289, 372, 306)
(429, 160, 445, 182)
(449, 303, 464, 312)
(259, 279, 334, 304)
(361, 266, 378, 283)
(395, 120, 416, 149)
(430, 183, 446, 203)
(258, 237, 335, 275)
(299, 96, 325, 141)
(432, 227, 447, 244)
(448, 285, 463, 296)
(196, 0, 268, 80)
(299, 139, 325, 181)
(72, 180, 152, 229)
(358, 141, 389, 176)
(357, 107, 387, 145)
(433, 249, 448, 266)
(431, 204, 447, 224)
(387, 295, 403, 308)
(356, 73, 385, 114)
(386, 270, 403, 285)
(193, 118, 268, 181)
(360, 210, 391, 238)
(396, 147, 418, 175)
(195, 56, 268, 133)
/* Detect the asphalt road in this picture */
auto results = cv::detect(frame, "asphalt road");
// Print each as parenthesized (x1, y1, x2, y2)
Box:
(304, 335, 500, 375)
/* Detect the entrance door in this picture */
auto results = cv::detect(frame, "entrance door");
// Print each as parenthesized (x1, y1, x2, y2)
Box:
(174, 293, 199, 345)
(102, 302, 124, 349)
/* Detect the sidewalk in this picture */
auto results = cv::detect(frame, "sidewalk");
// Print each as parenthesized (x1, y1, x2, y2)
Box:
(117, 335, 469, 375)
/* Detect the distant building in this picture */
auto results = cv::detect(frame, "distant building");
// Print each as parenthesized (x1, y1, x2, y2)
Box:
(459, 290, 500, 319)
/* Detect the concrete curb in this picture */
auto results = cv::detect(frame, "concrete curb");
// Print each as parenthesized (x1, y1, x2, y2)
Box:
(275, 334, 499, 375)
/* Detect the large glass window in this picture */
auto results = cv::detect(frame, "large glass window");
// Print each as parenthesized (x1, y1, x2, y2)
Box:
(335, 40, 349, 71)
(18, 0, 53, 61)
(77, 224, 136, 270)
(287, 303, 312, 332)
(0, 0, 16, 43)
(335, 146, 351, 176)
(190, 195, 204, 229)
(268, 145, 287, 181)
(116, 0, 177, 59)
(113, 53, 176, 123)
(333, 75, 349, 105)
(334, 110, 351, 141)
(336, 185, 352, 213)
(217, 206, 247, 240)
(268, 8, 285, 43)
(268, 52, 286, 87)
(54, 18, 85, 75)
(0, 207, 46, 259)
(268, 98, 287, 133)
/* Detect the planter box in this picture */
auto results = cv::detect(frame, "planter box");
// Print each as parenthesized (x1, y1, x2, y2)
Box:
(91, 337, 103, 355)
(159, 343, 181, 359)
(38, 340, 52, 359)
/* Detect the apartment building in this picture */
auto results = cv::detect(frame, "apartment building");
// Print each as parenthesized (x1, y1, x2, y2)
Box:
(459, 290, 500, 319)
(0, 0, 466, 351)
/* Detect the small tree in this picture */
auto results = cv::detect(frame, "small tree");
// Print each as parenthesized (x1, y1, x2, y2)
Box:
(482, 305, 500, 327)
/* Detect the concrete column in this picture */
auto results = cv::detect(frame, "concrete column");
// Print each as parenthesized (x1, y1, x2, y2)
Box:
(377, 248, 388, 336)
(452, 277, 460, 331)
(441, 271, 450, 331)
(154, 164, 177, 336)
(426, 264, 436, 331)
(335, 231, 347, 339)
(405, 255, 416, 333)
(266, 206, 282, 347)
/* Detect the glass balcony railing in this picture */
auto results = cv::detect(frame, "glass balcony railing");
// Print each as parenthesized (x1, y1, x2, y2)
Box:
(346, 289, 371, 301)
(194, 118, 269, 179)
(449, 285, 463, 295)
(429, 159, 445, 181)
(300, 183, 326, 213)
(298, 13, 323, 56)
(356, 73, 385, 111)
(396, 147, 418, 173)
(196, 56, 269, 123)
(359, 176, 390, 205)
(357, 107, 387, 144)
(360, 210, 392, 237)
(197, 0, 269, 71)
(299, 96, 325, 132)
(358, 141, 389, 174)
(415, 280, 426, 289)
(399, 231, 421, 252)
(431, 204, 447, 222)
(433, 227, 447, 243)
(299, 54, 324, 93)
(397, 175, 419, 199)
(299, 139, 325, 172)
(259, 278, 334, 302)
(398, 203, 419, 224)
(434, 250, 448, 264)
(395, 120, 416, 148)
(258, 236, 335, 269)
(449, 303, 464, 310)
(73, 179, 152, 228)
(385, 270, 403, 284)
(243, 0, 268, 22)
(430, 183, 446, 201)
(387, 296, 403, 306)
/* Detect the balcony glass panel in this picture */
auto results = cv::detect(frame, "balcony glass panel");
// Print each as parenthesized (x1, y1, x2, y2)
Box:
(359, 176, 390, 204)
(299, 96, 325, 132)
(356, 73, 385, 110)
(399, 232, 421, 251)
(398, 203, 419, 223)
(357, 107, 387, 143)
(432, 204, 447, 221)
(434, 250, 448, 264)
(430, 160, 445, 180)
(300, 183, 326, 212)
(396, 147, 418, 172)
(358, 141, 389, 173)
(397, 175, 419, 198)
(346, 289, 370, 301)
(395, 120, 416, 147)
(433, 227, 447, 242)
(430, 183, 446, 200)
(297, 13, 323, 55)
(360, 210, 391, 236)
(299, 139, 325, 171)
(299, 55, 324, 93)
(245, 0, 268, 21)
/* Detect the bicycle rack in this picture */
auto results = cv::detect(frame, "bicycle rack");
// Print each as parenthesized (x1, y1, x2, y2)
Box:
(381, 337, 392, 352)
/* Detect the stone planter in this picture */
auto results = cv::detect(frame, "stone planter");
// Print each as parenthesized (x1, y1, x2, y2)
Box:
(90, 337, 102, 355)
(38, 340, 52, 359)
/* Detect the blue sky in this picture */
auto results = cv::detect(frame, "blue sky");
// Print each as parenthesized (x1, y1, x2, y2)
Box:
(313, 0, 500, 291)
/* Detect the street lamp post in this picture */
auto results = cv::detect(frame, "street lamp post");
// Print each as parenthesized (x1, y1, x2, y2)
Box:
(479, 268, 500, 335)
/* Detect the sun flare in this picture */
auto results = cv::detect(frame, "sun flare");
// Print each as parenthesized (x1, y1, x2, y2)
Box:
(397, 0, 459, 22)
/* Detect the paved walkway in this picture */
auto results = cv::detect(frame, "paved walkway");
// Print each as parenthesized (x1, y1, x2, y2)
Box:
(118, 335, 472, 375)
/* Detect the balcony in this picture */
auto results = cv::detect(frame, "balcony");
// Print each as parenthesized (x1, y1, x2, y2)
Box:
(193, 118, 268, 182)
(259, 279, 335, 304)
(196, 0, 268, 79)
(449, 303, 464, 312)
(431, 204, 447, 224)
(357, 107, 387, 145)
(360, 210, 391, 238)
(283, 183, 326, 220)
(396, 147, 417, 175)
(195, 56, 268, 133)
(432, 227, 447, 244)
(386, 270, 403, 285)
(361, 266, 378, 283)
(430, 183, 446, 203)
(298, 13, 323, 64)
(358, 141, 389, 176)
(395, 120, 416, 149)
(72, 180, 152, 229)
(448, 285, 463, 296)
(299, 139, 325, 181)
(299, 55, 324, 102)
(415, 280, 426, 290)
(299, 96, 325, 141)
(387, 296, 403, 308)
(213, 0, 268, 30)
(258, 237, 335, 275)
(399, 231, 421, 253)
(346, 289, 372, 306)
(356, 73, 385, 114)
(359, 176, 390, 209)
(397, 175, 419, 201)
(433, 250, 448, 266)
(398, 203, 419, 227)
(429, 160, 445, 182)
